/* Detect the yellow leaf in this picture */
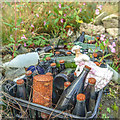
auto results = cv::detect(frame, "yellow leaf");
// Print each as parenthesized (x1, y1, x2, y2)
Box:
(76, 20, 83, 23)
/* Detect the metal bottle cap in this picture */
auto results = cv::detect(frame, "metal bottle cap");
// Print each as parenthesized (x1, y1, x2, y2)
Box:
(59, 60, 64, 64)
(77, 94, 86, 101)
(16, 79, 24, 85)
(88, 78, 96, 85)
(25, 70, 32, 76)
(50, 63, 56, 67)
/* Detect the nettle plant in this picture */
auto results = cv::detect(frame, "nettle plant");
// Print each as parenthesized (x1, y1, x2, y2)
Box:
(94, 34, 119, 71)
(43, 2, 96, 41)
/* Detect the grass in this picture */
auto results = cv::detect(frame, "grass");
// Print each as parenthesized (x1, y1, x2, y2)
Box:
(1, 2, 96, 45)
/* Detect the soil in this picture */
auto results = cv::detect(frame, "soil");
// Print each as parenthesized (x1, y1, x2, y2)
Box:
(97, 81, 120, 119)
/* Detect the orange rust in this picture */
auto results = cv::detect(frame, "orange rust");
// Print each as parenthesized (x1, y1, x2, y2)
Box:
(46, 72, 53, 76)
(16, 79, 24, 85)
(94, 62, 100, 66)
(96, 36, 100, 40)
(41, 113, 49, 119)
(93, 53, 98, 58)
(33, 74, 53, 119)
(55, 51, 60, 55)
(64, 81, 71, 88)
(50, 63, 56, 67)
(46, 57, 51, 61)
(33, 75, 53, 82)
(84, 65, 91, 70)
(74, 72, 77, 76)
(59, 60, 64, 64)
(65, 25, 73, 32)
(77, 94, 86, 101)
(25, 70, 32, 76)
(88, 78, 96, 85)
(67, 52, 71, 55)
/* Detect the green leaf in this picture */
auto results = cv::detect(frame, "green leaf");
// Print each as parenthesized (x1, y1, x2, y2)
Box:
(54, 18, 59, 24)
(8, 43, 14, 47)
(102, 114, 107, 118)
(13, 52, 18, 57)
(76, 15, 79, 21)
(27, 41, 32, 46)
(112, 103, 119, 111)
(54, 8, 59, 15)
(105, 39, 109, 44)
(13, 28, 19, 31)
(3, 22, 13, 27)
(107, 107, 111, 113)
(100, 54, 111, 62)
(101, 41, 104, 47)
(35, 41, 40, 46)
(34, 36, 40, 39)
(18, 39, 24, 43)
(59, 11, 63, 15)
(95, 49, 99, 52)
(10, 36, 15, 42)
(48, 13, 54, 18)
(17, 18, 22, 26)
(95, 38, 98, 42)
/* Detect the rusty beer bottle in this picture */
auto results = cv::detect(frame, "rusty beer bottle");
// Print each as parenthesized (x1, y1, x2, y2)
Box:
(56, 65, 91, 111)
(64, 81, 71, 90)
(50, 63, 58, 77)
(66, 51, 72, 56)
(72, 94, 87, 117)
(84, 78, 96, 112)
(59, 60, 65, 72)
(25, 70, 33, 100)
(16, 79, 26, 100)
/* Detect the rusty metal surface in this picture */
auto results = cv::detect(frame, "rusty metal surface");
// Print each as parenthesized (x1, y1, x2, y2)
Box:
(33, 74, 53, 119)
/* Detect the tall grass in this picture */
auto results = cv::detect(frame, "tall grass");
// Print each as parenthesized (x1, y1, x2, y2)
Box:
(1, 2, 97, 45)
(1, 2, 118, 45)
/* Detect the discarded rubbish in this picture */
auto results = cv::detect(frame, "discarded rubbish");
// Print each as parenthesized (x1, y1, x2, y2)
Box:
(3, 52, 39, 68)
(16, 79, 26, 100)
(33, 74, 53, 119)
(72, 94, 87, 117)
(2, 54, 103, 119)
(53, 68, 75, 90)
(84, 78, 96, 112)
(1, 34, 117, 119)
(55, 65, 91, 111)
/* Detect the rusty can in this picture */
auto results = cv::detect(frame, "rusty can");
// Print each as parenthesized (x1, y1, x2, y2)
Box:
(33, 74, 53, 119)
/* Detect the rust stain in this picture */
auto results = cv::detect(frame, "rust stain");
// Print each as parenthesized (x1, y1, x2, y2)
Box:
(33, 74, 53, 119)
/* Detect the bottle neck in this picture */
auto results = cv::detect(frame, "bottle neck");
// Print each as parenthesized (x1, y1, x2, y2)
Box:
(89, 84, 95, 99)
(66, 67, 90, 98)
(17, 83, 25, 87)
(52, 66, 56, 69)
(77, 100, 85, 104)
(78, 67, 90, 80)
(26, 74, 32, 78)
(51, 66, 57, 76)
(60, 63, 65, 69)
